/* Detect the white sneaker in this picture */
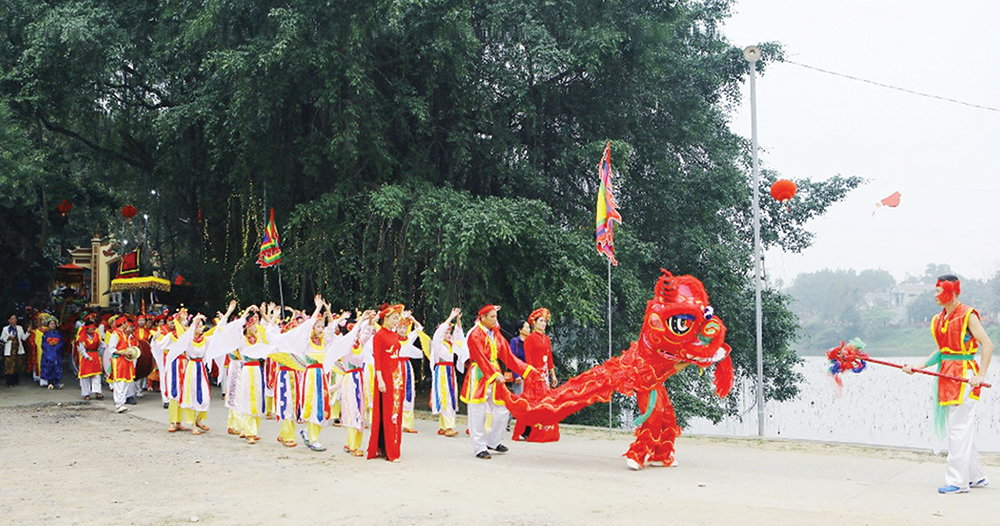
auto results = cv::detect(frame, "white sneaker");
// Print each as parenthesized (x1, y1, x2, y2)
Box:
(971, 478, 990, 488)
(116, 406, 129, 413)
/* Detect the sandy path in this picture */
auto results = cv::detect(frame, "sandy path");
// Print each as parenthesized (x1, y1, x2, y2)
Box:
(1, 384, 999, 525)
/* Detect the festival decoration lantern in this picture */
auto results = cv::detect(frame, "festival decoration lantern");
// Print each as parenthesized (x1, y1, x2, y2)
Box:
(56, 199, 73, 216)
(769, 179, 797, 203)
(121, 204, 138, 219)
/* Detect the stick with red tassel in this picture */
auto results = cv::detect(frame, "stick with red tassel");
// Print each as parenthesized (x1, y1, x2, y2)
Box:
(827, 338, 990, 389)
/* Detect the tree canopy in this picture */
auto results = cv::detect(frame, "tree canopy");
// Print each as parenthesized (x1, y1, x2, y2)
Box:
(0, 0, 862, 426)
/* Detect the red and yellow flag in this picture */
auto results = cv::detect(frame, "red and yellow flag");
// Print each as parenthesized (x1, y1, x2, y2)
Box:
(257, 208, 283, 268)
(595, 142, 622, 266)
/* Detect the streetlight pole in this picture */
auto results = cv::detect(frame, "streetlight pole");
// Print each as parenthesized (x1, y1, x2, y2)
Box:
(743, 45, 765, 437)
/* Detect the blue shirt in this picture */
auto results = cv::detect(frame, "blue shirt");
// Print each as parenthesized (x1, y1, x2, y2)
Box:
(509, 336, 526, 379)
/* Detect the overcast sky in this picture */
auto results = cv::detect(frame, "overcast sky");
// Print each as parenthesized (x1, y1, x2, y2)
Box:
(722, 0, 1000, 286)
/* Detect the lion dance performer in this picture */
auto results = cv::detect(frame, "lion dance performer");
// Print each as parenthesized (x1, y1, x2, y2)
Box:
(500, 269, 733, 470)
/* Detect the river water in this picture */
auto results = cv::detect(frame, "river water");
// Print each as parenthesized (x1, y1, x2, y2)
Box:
(685, 355, 1000, 453)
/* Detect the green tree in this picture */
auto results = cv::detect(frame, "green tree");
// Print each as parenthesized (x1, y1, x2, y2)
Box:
(0, 0, 861, 425)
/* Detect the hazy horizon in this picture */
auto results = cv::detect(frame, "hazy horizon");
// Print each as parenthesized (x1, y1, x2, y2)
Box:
(723, 1, 1000, 286)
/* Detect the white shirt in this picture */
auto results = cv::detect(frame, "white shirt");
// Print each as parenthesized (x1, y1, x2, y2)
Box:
(1, 324, 28, 356)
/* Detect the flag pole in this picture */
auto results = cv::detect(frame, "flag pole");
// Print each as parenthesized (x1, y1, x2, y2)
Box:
(607, 258, 613, 437)
(277, 265, 285, 314)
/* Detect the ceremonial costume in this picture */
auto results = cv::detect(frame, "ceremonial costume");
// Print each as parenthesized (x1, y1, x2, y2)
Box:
(235, 327, 271, 443)
(178, 330, 213, 432)
(223, 352, 243, 435)
(368, 322, 405, 461)
(430, 321, 464, 435)
(268, 315, 319, 448)
(30, 325, 44, 384)
(335, 322, 373, 456)
(39, 326, 65, 389)
(76, 325, 104, 399)
(931, 302, 987, 490)
(462, 306, 535, 458)
(155, 323, 186, 426)
(397, 321, 424, 433)
(205, 311, 276, 444)
(293, 318, 349, 452)
(514, 330, 560, 442)
(272, 356, 300, 445)
(105, 325, 138, 411)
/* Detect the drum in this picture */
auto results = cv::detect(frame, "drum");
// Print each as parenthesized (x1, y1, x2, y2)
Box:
(133, 339, 154, 379)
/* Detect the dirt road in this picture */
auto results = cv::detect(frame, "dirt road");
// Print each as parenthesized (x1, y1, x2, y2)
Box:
(1, 383, 998, 525)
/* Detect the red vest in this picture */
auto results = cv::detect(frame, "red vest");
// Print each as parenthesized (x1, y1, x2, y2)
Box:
(932, 304, 981, 404)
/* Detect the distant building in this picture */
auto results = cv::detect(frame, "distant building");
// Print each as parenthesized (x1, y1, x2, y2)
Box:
(61, 236, 122, 308)
(862, 282, 933, 326)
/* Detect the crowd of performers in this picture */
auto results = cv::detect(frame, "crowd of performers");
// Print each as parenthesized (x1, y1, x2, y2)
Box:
(1, 298, 560, 461)
(1, 272, 995, 490)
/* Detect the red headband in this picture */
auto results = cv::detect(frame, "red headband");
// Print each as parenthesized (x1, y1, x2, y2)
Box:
(477, 304, 499, 318)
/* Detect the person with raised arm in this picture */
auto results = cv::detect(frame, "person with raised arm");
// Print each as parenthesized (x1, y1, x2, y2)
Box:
(430, 308, 464, 437)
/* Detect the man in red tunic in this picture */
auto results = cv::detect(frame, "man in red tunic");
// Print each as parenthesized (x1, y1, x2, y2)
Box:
(461, 305, 536, 459)
(76, 315, 104, 400)
(367, 304, 406, 462)
(904, 275, 993, 494)
(106, 317, 139, 413)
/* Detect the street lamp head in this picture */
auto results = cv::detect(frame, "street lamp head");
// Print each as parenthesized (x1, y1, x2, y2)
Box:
(150, 190, 157, 196)
(743, 45, 761, 63)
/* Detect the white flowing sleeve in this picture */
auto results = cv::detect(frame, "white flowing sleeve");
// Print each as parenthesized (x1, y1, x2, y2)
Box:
(103, 333, 119, 373)
(323, 319, 367, 373)
(454, 325, 469, 373)
(278, 317, 319, 357)
(150, 333, 167, 376)
(399, 329, 423, 359)
(205, 318, 244, 363)
(430, 323, 449, 363)
(165, 326, 197, 364)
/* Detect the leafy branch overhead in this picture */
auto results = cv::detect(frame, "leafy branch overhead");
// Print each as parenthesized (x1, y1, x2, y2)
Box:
(0, 0, 858, 425)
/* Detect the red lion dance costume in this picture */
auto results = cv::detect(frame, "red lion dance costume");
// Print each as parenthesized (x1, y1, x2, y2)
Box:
(500, 269, 733, 470)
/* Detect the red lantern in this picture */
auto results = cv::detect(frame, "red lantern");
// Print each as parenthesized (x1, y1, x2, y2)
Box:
(121, 205, 138, 219)
(770, 179, 797, 203)
(56, 199, 73, 216)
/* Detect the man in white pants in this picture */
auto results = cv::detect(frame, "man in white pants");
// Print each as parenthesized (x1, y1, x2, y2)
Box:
(460, 305, 536, 459)
(904, 275, 993, 494)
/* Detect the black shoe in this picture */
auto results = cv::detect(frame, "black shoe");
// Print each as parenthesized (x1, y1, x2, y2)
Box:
(126, 397, 137, 405)
(488, 444, 509, 453)
(476, 451, 492, 459)
(163, 402, 169, 409)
